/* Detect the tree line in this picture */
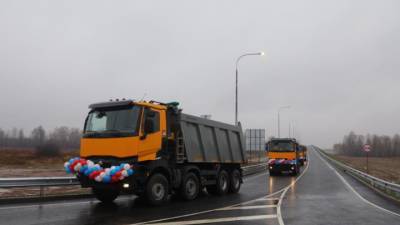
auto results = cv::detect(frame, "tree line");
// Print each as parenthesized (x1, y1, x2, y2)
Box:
(333, 131, 400, 157)
(0, 126, 81, 156)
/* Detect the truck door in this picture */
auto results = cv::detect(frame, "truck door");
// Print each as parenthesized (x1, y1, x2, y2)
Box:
(137, 107, 164, 161)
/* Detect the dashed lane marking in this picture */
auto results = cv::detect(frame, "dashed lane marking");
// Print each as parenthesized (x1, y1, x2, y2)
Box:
(147, 215, 277, 225)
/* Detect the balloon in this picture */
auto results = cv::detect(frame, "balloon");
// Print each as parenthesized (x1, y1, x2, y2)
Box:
(80, 165, 88, 173)
(87, 161, 94, 168)
(121, 170, 128, 177)
(103, 175, 111, 183)
(123, 164, 130, 170)
(127, 169, 134, 176)
(111, 176, 119, 183)
(89, 170, 101, 179)
(95, 175, 102, 182)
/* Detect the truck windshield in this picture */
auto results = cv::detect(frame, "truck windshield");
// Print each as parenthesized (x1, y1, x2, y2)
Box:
(84, 106, 141, 137)
(269, 141, 295, 152)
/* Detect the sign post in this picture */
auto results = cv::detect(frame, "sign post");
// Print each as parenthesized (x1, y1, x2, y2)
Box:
(363, 144, 371, 173)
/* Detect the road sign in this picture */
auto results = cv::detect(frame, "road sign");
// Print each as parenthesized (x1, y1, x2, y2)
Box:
(363, 144, 371, 152)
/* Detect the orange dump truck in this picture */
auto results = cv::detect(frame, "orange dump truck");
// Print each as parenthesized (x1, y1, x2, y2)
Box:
(266, 138, 300, 176)
(65, 100, 246, 205)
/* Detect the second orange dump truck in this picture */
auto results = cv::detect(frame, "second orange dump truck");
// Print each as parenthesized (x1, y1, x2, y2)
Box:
(266, 138, 301, 176)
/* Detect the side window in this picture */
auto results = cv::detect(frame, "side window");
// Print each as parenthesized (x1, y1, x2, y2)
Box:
(150, 110, 160, 133)
(143, 108, 160, 134)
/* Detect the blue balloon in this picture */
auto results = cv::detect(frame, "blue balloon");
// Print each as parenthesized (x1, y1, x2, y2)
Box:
(84, 168, 94, 176)
(94, 165, 101, 171)
(103, 176, 111, 183)
(80, 165, 88, 173)
(127, 169, 134, 176)
(65, 167, 71, 174)
(110, 169, 117, 176)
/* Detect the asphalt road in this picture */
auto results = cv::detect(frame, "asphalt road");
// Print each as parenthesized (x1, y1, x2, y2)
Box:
(0, 146, 399, 225)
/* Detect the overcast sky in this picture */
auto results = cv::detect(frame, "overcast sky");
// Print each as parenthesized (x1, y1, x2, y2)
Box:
(1, 0, 399, 148)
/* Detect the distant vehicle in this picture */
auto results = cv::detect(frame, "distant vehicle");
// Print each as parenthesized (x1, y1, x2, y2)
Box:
(266, 138, 301, 176)
(298, 145, 308, 166)
(68, 100, 246, 205)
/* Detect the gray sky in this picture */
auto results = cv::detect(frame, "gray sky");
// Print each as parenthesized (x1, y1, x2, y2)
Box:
(1, 0, 399, 148)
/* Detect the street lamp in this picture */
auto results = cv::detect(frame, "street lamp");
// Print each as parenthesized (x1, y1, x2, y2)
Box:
(235, 52, 264, 125)
(278, 105, 290, 138)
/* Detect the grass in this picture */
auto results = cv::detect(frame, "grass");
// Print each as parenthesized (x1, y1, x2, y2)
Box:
(330, 154, 400, 184)
(0, 148, 79, 177)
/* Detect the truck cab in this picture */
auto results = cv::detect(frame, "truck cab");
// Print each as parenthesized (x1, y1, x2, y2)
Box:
(266, 138, 300, 176)
(80, 100, 168, 163)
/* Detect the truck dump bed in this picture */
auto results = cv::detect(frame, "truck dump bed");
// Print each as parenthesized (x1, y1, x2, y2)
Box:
(179, 114, 246, 163)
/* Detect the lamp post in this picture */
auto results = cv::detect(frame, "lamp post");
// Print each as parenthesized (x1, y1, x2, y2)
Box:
(235, 52, 264, 125)
(278, 105, 290, 138)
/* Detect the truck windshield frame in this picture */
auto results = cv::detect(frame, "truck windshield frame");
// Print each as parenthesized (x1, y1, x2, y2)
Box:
(83, 105, 142, 138)
(269, 141, 295, 152)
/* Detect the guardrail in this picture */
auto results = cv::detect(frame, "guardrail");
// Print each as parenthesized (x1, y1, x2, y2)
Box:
(0, 163, 267, 198)
(314, 146, 400, 200)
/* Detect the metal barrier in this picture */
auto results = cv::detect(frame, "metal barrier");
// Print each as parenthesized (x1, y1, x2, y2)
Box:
(0, 163, 267, 198)
(314, 146, 400, 200)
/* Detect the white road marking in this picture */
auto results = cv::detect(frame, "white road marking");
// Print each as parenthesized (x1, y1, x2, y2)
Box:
(315, 149, 400, 218)
(252, 197, 279, 202)
(217, 204, 277, 210)
(276, 146, 312, 225)
(147, 215, 277, 225)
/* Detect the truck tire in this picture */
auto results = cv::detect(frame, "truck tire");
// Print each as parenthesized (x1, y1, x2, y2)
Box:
(228, 169, 241, 194)
(92, 187, 120, 203)
(145, 173, 169, 206)
(207, 170, 229, 195)
(180, 172, 200, 201)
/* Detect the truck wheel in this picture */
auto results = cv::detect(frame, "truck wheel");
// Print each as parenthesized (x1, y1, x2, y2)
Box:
(180, 172, 200, 201)
(146, 173, 169, 206)
(207, 170, 229, 195)
(228, 169, 241, 194)
(92, 187, 120, 203)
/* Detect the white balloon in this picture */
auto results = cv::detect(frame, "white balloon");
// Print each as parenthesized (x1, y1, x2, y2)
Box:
(87, 161, 94, 168)
(123, 164, 130, 170)
(122, 170, 128, 177)
(64, 162, 69, 167)
(110, 166, 116, 170)
(105, 168, 111, 175)
(74, 163, 82, 172)
(95, 175, 102, 182)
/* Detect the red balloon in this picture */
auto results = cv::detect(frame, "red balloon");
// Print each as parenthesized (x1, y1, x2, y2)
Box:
(89, 170, 101, 180)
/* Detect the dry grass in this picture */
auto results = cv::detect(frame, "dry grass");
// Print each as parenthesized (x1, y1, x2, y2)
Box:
(0, 148, 79, 177)
(331, 154, 400, 184)
(0, 148, 84, 198)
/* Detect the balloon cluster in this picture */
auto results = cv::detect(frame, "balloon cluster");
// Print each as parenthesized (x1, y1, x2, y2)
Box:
(64, 157, 134, 183)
